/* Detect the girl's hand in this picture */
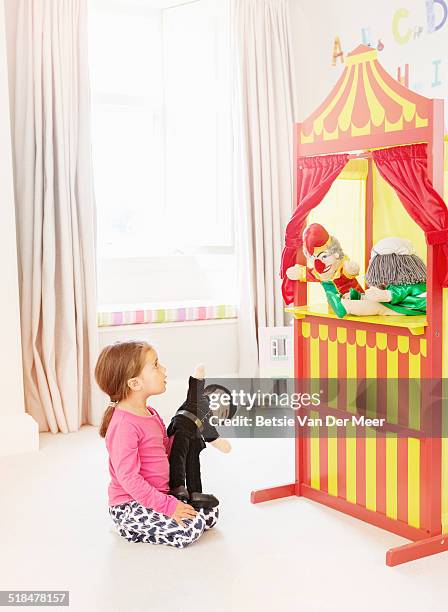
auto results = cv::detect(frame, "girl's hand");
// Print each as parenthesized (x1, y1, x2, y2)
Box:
(171, 501, 198, 527)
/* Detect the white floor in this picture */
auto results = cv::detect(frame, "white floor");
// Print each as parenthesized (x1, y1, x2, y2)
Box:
(1, 427, 447, 612)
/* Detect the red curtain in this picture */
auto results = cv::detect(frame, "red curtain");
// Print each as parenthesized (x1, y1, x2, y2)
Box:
(281, 153, 349, 304)
(373, 143, 448, 286)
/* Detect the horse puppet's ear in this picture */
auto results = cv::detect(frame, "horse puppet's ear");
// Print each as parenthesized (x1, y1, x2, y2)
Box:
(186, 375, 205, 405)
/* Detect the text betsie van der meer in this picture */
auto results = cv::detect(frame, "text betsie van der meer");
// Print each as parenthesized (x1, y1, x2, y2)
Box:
(209, 415, 386, 428)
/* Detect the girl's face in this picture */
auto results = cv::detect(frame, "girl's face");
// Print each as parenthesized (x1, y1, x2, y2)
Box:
(134, 349, 167, 397)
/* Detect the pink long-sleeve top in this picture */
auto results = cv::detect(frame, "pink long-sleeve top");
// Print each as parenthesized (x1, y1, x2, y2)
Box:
(105, 405, 178, 517)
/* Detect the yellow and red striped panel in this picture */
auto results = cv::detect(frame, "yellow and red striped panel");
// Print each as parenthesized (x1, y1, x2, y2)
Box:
(297, 320, 427, 530)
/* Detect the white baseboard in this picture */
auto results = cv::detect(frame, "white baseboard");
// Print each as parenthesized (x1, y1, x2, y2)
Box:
(0, 413, 39, 456)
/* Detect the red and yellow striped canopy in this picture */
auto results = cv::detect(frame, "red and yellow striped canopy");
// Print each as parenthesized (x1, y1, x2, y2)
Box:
(300, 45, 431, 149)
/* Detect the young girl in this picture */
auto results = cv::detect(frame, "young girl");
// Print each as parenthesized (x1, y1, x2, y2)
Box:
(95, 340, 219, 548)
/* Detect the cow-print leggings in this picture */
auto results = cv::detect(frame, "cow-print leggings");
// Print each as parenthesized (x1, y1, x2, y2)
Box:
(109, 500, 219, 548)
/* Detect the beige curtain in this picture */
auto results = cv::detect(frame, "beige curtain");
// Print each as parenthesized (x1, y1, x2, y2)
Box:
(8, 0, 98, 432)
(232, 0, 298, 376)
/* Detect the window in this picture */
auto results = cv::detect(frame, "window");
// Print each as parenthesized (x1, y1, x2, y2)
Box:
(89, 1, 166, 259)
(89, 0, 236, 305)
(163, 0, 233, 249)
(89, 0, 234, 260)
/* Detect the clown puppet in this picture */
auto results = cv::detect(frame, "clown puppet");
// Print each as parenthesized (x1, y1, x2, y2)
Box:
(286, 223, 364, 317)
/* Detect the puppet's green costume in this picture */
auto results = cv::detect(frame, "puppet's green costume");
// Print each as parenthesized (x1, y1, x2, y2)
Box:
(349, 282, 427, 315)
(382, 282, 426, 315)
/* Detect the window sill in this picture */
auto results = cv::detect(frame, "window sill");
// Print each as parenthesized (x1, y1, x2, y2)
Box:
(97, 300, 238, 327)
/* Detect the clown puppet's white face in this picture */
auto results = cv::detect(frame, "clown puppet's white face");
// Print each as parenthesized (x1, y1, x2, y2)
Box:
(308, 248, 341, 281)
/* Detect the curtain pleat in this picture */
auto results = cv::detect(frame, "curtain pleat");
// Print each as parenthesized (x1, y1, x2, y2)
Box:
(281, 154, 349, 304)
(10, 0, 98, 432)
(373, 144, 448, 286)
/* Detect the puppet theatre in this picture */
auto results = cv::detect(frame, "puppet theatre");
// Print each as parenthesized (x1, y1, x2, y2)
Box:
(251, 44, 448, 566)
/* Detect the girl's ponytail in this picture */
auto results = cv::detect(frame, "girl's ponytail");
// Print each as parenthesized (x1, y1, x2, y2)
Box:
(99, 401, 118, 438)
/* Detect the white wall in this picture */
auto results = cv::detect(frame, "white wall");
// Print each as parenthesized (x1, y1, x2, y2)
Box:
(291, 0, 448, 127)
(98, 319, 238, 420)
(0, 0, 38, 455)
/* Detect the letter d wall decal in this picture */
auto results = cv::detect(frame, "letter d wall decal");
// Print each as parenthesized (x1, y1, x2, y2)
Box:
(426, 0, 448, 33)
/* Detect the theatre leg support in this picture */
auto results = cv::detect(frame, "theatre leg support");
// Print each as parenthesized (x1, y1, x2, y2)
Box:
(386, 533, 448, 566)
(250, 482, 298, 504)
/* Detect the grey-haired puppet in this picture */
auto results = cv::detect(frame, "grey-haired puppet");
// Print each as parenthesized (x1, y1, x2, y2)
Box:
(329, 237, 427, 318)
(167, 364, 236, 509)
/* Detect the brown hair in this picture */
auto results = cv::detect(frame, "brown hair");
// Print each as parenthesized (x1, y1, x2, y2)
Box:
(95, 340, 152, 437)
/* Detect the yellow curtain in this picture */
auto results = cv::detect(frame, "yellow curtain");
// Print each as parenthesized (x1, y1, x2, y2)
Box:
(372, 165, 427, 261)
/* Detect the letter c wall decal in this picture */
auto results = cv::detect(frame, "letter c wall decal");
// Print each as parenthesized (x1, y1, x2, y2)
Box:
(392, 8, 412, 44)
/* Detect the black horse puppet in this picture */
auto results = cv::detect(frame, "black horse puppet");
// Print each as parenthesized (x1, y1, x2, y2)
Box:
(167, 366, 237, 509)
